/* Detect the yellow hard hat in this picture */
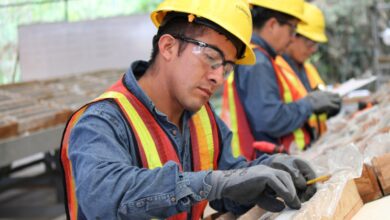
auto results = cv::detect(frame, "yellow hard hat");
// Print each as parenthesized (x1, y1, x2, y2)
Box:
(297, 3, 328, 43)
(150, 0, 255, 65)
(248, 0, 305, 21)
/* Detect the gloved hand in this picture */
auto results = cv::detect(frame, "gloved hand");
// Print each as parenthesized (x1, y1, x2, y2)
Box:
(268, 154, 317, 202)
(207, 165, 301, 212)
(305, 91, 341, 115)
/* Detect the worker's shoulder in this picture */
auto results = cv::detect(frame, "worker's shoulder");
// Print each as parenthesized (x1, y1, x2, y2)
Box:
(80, 99, 124, 121)
(254, 50, 274, 67)
(236, 52, 274, 75)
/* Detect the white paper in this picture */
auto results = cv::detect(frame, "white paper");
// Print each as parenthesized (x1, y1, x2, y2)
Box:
(331, 76, 377, 96)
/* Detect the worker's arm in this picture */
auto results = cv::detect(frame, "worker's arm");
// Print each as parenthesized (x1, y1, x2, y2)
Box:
(211, 119, 317, 213)
(235, 52, 313, 139)
(68, 100, 211, 219)
(209, 116, 296, 215)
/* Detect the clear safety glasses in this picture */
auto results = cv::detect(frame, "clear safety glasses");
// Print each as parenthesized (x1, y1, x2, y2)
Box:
(277, 19, 297, 37)
(172, 35, 236, 79)
(298, 35, 319, 49)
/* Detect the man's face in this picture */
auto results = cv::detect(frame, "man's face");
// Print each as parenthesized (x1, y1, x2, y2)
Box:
(167, 29, 237, 112)
(272, 18, 299, 54)
(288, 35, 318, 63)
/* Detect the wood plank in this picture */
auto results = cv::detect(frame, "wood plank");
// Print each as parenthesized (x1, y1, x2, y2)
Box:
(238, 206, 266, 220)
(372, 153, 390, 195)
(354, 164, 383, 203)
(322, 180, 363, 220)
(0, 116, 18, 139)
(13, 107, 72, 133)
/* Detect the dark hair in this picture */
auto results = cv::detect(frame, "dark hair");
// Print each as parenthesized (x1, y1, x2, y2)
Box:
(148, 13, 244, 65)
(149, 16, 206, 65)
(251, 6, 295, 29)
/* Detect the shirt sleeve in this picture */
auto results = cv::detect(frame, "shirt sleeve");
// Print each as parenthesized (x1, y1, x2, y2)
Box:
(235, 51, 313, 139)
(68, 100, 211, 219)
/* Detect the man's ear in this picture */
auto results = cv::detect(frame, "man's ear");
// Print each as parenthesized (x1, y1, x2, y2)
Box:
(158, 34, 178, 61)
(266, 17, 279, 32)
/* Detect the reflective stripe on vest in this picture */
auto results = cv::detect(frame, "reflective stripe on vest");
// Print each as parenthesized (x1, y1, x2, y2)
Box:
(304, 62, 325, 90)
(274, 56, 308, 150)
(60, 78, 220, 220)
(304, 62, 327, 135)
(276, 56, 327, 143)
(221, 72, 255, 160)
(61, 107, 87, 220)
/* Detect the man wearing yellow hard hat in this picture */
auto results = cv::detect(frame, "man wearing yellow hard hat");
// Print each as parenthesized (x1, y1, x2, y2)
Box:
(275, 2, 342, 149)
(60, 0, 316, 219)
(222, 0, 341, 158)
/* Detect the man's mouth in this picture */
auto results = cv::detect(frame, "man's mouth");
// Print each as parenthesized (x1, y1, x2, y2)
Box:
(198, 87, 212, 98)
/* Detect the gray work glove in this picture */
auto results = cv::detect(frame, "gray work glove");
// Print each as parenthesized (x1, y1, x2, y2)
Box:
(207, 165, 301, 212)
(305, 91, 341, 115)
(268, 154, 317, 202)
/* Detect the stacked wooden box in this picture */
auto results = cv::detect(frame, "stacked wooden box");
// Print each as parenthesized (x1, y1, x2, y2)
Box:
(0, 86, 72, 135)
(354, 164, 383, 203)
(372, 153, 390, 196)
(0, 70, 124, 140)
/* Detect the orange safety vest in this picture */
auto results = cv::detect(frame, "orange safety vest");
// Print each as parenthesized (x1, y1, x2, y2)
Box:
(304, 62, 325, 90)
(221, 72, 255, 160)
(221, 46, 314, 159)
(276, 57, 328, 138)
(60, 78, 220, 220)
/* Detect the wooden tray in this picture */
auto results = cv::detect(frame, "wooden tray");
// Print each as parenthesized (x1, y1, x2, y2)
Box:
(355, 164, 383, 203)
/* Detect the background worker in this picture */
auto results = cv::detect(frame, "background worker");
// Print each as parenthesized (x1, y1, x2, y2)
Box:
(276, 2, 341, 145)
(222, 0, 341, 159)
(60, 0, 316, 219)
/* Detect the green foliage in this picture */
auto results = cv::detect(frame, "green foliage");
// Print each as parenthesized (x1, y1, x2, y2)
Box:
(312, 0, 375, 83)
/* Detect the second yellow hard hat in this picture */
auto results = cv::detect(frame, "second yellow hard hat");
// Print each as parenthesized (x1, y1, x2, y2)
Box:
(297, 2, 328, 43)
(248, 0, 305, 21)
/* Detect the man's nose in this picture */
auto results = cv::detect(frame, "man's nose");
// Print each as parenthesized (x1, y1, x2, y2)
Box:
(208, 65, 225, 86)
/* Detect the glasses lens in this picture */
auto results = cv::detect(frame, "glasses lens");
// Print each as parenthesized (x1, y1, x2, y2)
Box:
(301, 36, 318, 48)
(291, 29, 297, 37)
(288, 23, 297, 37)
(188, 40, 235, 79)
(193, 46, 224, 67)
(203, 47, 223, 64)
(279, 20, 296, 37)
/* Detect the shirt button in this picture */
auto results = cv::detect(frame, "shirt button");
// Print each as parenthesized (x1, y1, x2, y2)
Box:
(170, 197, 176, 202)
(199, 191, 205, 197)
(136, 201, 144, 207)
(171, 129, 177, 136)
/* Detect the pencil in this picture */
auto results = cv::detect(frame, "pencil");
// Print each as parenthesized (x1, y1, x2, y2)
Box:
(306, 174, 331, 185)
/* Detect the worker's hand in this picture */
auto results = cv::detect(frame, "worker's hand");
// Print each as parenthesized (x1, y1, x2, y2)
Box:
(305, 91, 341, 116)
(207, 165, 301, 212)
(268, 154, 316, 202)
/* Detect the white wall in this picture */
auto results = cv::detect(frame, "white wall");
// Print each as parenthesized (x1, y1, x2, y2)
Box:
(18, 14, 155, 81)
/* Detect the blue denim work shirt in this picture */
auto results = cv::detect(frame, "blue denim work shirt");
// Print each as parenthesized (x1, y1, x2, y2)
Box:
(68, 61, 272, 219)
(234, 35, 313, 146)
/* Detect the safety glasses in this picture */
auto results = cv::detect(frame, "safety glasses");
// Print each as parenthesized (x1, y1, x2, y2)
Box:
(172, 35, 236, 78)
(277, 20, 297, 37)
(298, 34, 318, 49)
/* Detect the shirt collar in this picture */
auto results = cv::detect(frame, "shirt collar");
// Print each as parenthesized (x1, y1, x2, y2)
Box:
(122, 60, 194, 122)
(282, 54, 303, 72)
(251, 34, 277, 58)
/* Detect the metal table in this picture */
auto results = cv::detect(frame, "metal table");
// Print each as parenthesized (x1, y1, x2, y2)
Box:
(0, 124, 65, 168)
